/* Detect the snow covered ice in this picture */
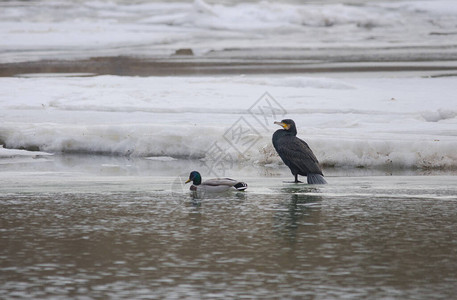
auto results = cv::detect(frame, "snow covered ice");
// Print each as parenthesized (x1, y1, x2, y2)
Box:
(1, 75, 456, 170)
(1, 0, 457, 62)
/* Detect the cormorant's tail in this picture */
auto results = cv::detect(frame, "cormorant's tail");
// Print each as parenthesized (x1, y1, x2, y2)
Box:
(234, 182, 248, 191)
(307, 174, 327, 184)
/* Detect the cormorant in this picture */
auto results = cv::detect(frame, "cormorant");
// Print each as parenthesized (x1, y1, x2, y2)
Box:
(185, 171, 248, 192)
(272, 119, 327, 184)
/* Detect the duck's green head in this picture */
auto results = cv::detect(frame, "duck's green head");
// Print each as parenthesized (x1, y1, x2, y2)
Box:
(185, 171, 202, 185)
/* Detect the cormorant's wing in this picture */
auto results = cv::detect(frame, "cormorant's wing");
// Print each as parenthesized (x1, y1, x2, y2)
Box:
(275, 136, 323, 175)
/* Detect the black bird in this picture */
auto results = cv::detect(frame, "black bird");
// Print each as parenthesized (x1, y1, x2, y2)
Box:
(272, 119, 327, 184)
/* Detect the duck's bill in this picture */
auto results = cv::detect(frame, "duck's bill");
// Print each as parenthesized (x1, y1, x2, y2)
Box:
(185, 179, 191, 184)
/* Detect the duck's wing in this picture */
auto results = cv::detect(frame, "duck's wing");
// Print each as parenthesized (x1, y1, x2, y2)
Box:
(275, 136, 323, 175)
(203, 178, 248, 191)
(202, 178, 238, 187)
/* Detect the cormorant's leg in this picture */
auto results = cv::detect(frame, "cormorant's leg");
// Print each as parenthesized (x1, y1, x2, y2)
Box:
(294, 174, 303, 183)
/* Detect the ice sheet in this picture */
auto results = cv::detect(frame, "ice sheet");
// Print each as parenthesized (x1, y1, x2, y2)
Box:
(1, 75, 456, 170)
(1, 0, 457, 62)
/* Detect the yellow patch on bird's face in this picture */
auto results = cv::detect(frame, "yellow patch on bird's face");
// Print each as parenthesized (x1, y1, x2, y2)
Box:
(274, 121, 290, 130)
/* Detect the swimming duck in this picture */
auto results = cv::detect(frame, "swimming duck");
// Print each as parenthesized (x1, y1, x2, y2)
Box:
(185, 171, 248, 192)
(273, 119, 327, 184)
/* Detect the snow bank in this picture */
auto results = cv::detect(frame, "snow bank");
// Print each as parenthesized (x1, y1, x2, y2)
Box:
(1, 75, 456, 170)
(1, 0, 457, 62)
(0, 145, 53, 158)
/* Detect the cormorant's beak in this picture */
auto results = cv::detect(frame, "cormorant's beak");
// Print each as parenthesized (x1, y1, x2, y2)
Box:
(185, 179, 191, 184)
(274, 121, 290, 130)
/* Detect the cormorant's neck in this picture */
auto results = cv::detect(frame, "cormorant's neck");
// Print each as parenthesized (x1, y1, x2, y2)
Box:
(281, 127, 297, 136)
(288, 127, 297, 136)
(274, 128, 295, 137)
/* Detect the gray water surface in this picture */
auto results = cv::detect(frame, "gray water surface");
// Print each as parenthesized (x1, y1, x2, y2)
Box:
(1, 167, 457, 299)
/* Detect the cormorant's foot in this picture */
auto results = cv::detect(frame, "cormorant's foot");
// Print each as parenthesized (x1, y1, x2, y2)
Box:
(294, 180, 303, 184)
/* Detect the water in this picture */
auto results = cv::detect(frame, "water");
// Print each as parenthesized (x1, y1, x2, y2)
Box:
(1, 159, 457, 299)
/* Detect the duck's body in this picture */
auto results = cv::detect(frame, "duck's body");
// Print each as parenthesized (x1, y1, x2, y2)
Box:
(273, 119, 327, 184)
(185, 171, 248, 193)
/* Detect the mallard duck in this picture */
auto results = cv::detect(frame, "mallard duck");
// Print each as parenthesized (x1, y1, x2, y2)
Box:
(185, 171, 248, 192)
(273, 119, 327, 184)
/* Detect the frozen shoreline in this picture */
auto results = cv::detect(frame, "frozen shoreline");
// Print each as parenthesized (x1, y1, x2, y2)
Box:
(1, 74, 456, 171)
(2, 0, 457, 65)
